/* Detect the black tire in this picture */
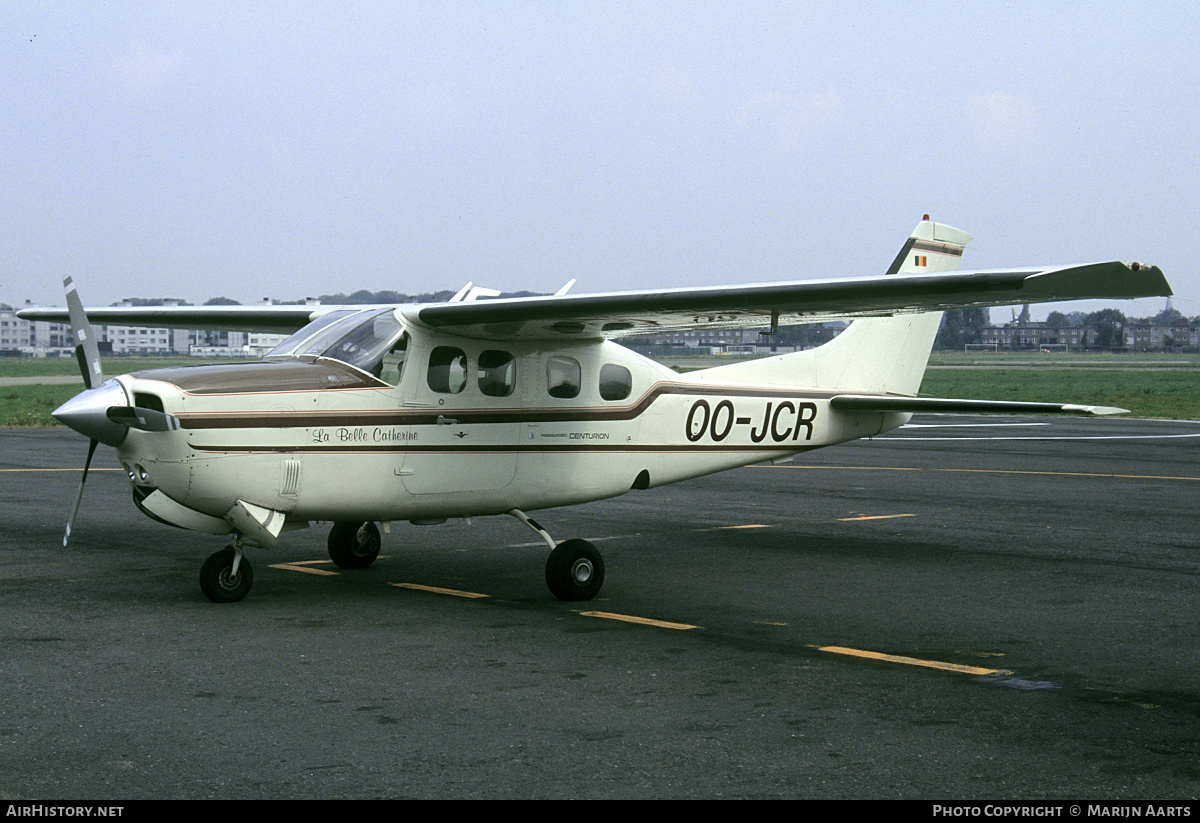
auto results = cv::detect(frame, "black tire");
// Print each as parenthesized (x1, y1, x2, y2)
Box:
(199, 547, 253, 603)
(545, 539, 604, 602)
(328, 521, 382, 569)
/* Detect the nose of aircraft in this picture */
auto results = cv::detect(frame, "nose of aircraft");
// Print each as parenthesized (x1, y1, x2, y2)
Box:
(52, 379, 130, 447)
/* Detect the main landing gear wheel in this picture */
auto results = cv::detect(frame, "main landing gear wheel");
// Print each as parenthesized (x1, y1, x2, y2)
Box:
(328, 521, 382, 569)
(545, 539, 604, 602)
(199, 547, 253, 603)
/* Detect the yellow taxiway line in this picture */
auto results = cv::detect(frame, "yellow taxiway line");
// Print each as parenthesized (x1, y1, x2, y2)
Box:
(270, 557, 1001, 676)
(268, 560, 340, 576)
(837, 513, 915, 521)
(579, 611, 699, 630)
(389, 582, 490, 599)
(816, 645, 1003, 676)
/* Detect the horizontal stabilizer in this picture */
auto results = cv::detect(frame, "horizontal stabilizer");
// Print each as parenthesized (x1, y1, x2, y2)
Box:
(830, 395, 1129, 417)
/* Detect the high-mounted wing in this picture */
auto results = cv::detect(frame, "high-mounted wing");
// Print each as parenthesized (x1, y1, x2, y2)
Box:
(410, 261, 1170, 341)
(18, 262, 1169, 341)
(16, 304, 338, 334)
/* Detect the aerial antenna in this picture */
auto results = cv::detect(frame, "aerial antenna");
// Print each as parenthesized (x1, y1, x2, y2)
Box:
(462, 286, 500, 302)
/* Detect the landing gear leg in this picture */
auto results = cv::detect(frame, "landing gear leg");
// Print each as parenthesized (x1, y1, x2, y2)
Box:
(199, 539, 254, 603)
(508, 509, 605, 602)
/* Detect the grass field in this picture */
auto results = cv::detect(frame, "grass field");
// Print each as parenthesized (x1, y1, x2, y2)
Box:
(921, 352, 1200, 418)
(0, 357, 223, 427)
(1, 352, 1197, 426)
(919, 368, 1200, 418)
(0, 355, 209, 378)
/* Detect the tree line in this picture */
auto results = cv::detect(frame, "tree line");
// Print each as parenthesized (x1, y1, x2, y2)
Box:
(936, 306, 1196, 349)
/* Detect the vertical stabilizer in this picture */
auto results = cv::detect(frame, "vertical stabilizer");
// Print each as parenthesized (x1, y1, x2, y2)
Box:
(693, 217, 972, 394)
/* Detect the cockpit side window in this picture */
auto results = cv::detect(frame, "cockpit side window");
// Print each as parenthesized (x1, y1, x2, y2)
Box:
(547, 356, 580, 399)
(428, 346, 468, 393)
(318, 309, 405, 373)
(379, 332, 409, 386)
(478, 350, 515, 397)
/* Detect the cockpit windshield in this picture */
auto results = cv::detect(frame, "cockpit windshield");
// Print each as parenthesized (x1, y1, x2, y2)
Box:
(265, 308, 408, 380)
(265, 310, 361, 359)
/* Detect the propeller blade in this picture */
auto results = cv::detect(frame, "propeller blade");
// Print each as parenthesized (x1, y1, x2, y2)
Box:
(106, 406, 181, 433)
(64, 276, 103, 390)
(64, 438, 99, 548)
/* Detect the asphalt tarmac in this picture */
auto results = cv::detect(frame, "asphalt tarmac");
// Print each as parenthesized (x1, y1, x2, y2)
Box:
(2, 417, 1199, 799)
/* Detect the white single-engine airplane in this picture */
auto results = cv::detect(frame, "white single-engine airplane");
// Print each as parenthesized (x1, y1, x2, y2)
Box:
(20, 217, 1171, 603)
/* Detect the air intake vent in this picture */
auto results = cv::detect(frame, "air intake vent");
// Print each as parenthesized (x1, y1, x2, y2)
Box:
(280, 459, 301, 497)
(133, 393, 164, 412)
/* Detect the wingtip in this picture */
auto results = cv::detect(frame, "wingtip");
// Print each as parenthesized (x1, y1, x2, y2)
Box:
(1064, 404, 1130, 417)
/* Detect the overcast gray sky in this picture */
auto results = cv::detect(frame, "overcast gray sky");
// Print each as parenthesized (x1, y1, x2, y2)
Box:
(3, 2, 1194, 320)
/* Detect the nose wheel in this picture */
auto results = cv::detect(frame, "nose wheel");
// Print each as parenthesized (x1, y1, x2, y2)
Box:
(199, 546, 254, 603)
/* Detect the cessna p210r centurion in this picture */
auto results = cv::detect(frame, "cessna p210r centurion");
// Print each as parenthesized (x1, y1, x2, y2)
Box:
(20, 217, 1171, 603)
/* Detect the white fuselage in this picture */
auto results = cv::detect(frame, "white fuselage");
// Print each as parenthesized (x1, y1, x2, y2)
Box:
(110, 331, 904, 531)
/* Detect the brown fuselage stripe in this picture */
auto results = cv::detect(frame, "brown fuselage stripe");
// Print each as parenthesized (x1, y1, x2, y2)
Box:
(188, 443, 820, 454)
(173, 383, 842, 430)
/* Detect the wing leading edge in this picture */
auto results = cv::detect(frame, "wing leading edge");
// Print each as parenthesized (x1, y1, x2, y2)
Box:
(16, 304, 341, 334)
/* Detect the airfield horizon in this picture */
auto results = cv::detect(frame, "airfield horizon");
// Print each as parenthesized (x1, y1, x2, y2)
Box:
(1, 351, 1197, 426)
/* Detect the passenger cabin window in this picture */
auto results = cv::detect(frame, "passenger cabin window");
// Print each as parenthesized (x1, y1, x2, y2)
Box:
(546, 356, 581, 399)
(428, 346, 468, 393)
(478, 350, 515, 397)
(599, 364, 632, 401)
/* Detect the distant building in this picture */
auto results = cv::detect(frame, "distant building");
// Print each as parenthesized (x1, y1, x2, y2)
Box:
(978, 318, 1200, 351)
(0, 302, 72, 355)
(10, 297, 292, 358)
(1125, 319, 1200, 350)
(627, 322, 844, 354)
(980, 322, 1097, 350)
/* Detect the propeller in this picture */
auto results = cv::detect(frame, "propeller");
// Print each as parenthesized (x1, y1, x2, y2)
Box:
(61, 277, 104, 548)
(65, 276, 103, 391)
(54, 278, 183, 547)
(64, 438, 98, 548)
